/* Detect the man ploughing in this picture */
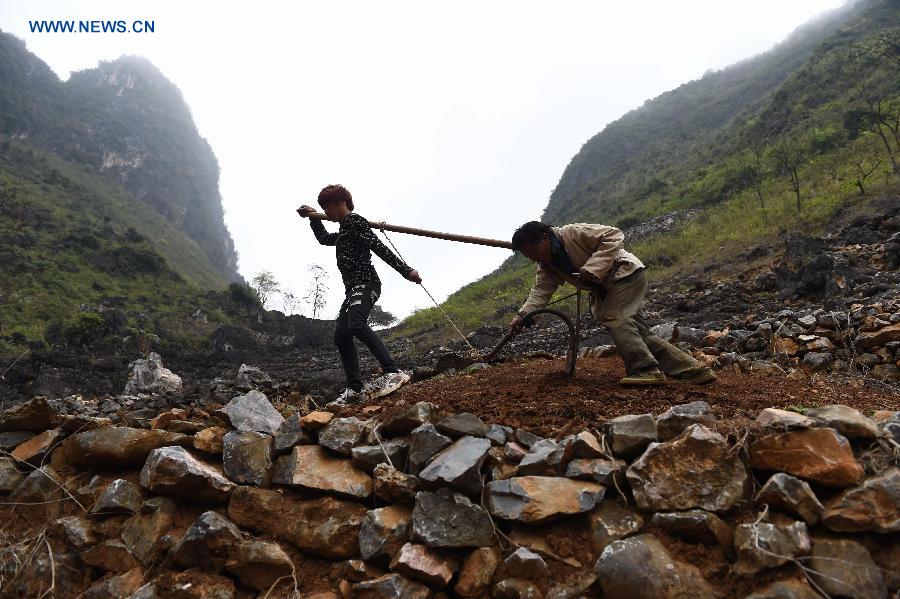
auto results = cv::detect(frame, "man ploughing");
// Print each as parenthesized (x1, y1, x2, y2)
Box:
(508, 221, 716, 386)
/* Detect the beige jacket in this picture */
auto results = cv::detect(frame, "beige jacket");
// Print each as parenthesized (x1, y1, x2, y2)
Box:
(519, 223, 644, 315)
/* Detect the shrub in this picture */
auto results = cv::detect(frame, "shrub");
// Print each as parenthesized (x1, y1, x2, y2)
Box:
(49, 311, 105, 347)
(228, 282, 262, 309)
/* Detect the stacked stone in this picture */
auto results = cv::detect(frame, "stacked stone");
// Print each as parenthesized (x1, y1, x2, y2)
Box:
(1, 393, 897, 598)
(647, 298, 900, 382)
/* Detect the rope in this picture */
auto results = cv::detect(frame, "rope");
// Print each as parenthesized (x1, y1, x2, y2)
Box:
(0, 349, 30, 381)
(546, 290, 579, 308)
(378, 222, 478, 353)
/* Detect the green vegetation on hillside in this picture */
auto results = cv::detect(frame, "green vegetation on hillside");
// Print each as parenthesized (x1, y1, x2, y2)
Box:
(396, 0, 900, 340)
(0, 138, 258, 351)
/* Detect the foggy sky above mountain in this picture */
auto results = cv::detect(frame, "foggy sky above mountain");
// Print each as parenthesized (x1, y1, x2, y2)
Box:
(1, 0, 845, 321)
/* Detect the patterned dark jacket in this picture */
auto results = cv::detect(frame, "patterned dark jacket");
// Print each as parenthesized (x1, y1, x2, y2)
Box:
(310, 213, 412, 292)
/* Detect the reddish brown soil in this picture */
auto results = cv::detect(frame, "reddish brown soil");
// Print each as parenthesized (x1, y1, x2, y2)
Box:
(343, 356, 899, 436)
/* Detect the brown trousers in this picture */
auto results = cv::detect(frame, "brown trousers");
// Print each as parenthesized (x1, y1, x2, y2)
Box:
(593, 269, 701, 376)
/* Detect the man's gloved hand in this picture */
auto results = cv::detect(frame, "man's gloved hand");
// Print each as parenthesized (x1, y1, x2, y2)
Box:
(577, 268, 602, 287)
(296, 205, 317, 217)
(507, 312, 534, 335)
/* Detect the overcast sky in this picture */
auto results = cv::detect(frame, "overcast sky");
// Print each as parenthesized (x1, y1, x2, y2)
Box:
(2, 0, 845, 322)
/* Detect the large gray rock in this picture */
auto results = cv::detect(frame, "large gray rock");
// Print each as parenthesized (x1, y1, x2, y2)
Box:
(755, 473, 824, 524)
(0, 430, 35, 450)
(9, 466, 64, 503)
(412, 489, 494, 548)
(91, 479, 144, 515)
(273, 413, 309, 454)
(140, 446, 235, 503)
(821, 467, 900, 533)
(171, 511, 242, 571)
(565, 458, 625, 486)
(733, 520, 810, 574)
(603, 413, 657, 456)
(436, 412, 488, 438)
(805, 405, 881, 439)
(272, 445, 372, 499)
(419, 435, 491, 496)
(224, 540, 293, 591)
(123, 352, 182, 395)
(517, 438, 571, 476)
(359, 505, 412, 562)
(222, 430, 273, 486)
(408, 423, 453, 474)
(352, 438, 409, 473)
(486, 424, 512, 446)
(593, 534, 716, 599)
(217, 390, 284, 435)
(318, 416, 368, 456)
(381, 402, 439, 436)
(627, 425, 749, 512)
(807, 538, 887, 599)
(60, 427, 189, 467)
(487, 476, 605, 523)
(656, 401, 717, 441)
(650, 510, 732, 548)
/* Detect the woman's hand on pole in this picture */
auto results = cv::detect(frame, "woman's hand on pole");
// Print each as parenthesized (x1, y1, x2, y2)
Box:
(406, 269, 422, 284)
(296, 205, 317, 218)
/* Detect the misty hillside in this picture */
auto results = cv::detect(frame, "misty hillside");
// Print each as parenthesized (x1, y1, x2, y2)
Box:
(0, 31, 249, 349)
(0, 32, 238, 285)
(397, 0, 900, 338)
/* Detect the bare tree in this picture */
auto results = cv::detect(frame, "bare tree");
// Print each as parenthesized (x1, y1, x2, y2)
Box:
(842, 45, 900, 174)
(280, 290, 301, 315)
(304, 264, 329, 319)
(850, 136, 884, 197)
(770, 136, 812, 215)
(745, 135, 769, 220)
(250, 270, 280, 309)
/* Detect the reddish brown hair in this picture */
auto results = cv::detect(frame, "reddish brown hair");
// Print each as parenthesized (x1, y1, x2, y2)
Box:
(317, 184, 354, 211)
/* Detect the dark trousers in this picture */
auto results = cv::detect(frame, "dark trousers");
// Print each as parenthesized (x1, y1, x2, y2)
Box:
(334, 283, 398, 391)
(595, 269, 702, 376)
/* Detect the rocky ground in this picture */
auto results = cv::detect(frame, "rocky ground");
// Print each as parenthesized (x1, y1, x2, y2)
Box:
(0, 197, 898, 597)
(0, 369, 897, 598)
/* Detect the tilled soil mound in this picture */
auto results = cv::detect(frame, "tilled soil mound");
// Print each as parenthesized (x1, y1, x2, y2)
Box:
(339, 356, 899, 436)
